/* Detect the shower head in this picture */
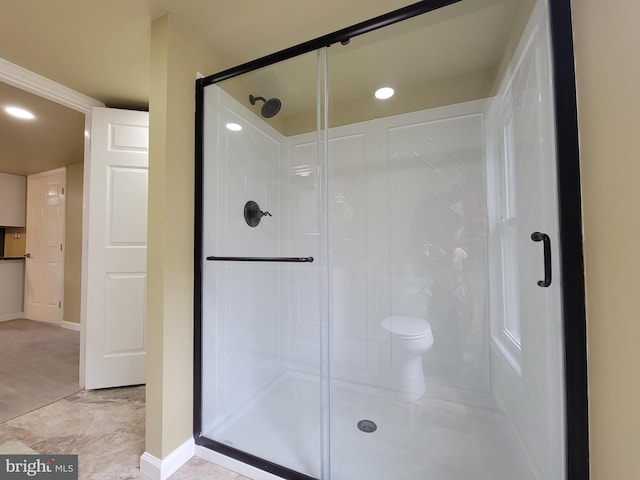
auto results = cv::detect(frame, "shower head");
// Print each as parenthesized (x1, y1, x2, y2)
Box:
(249, 94, 282, 118)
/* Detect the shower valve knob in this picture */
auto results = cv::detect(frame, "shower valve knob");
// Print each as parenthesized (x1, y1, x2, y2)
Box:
(244, 200, 272, 227)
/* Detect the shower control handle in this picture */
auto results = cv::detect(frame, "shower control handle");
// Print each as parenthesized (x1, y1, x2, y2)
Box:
(531, 232, 552, 287)
(244, 200, 272, 227)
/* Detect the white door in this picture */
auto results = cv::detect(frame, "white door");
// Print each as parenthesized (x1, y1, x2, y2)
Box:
(24, 168, 66, 323)
(85, 106, 149, 389)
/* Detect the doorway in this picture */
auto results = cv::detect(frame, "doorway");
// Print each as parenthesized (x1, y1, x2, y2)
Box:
(0, 61, 103, 400)
(0, 79, 88, 421)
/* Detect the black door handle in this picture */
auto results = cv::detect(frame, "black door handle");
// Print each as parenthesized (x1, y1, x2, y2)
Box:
(531, 232, 552, 287)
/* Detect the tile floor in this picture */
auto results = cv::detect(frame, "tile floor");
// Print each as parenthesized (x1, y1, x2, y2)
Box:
(0, 386, 249, 480)
(0, 319, 80, 423)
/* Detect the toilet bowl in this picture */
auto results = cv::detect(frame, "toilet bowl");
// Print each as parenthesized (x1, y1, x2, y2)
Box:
(382, 316, 434, 401)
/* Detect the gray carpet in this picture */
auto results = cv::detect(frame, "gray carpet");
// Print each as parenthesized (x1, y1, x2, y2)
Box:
(0, 319, 80, 423)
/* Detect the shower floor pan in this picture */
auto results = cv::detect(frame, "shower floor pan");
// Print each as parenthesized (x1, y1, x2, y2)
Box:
(202, 372, 535, 480)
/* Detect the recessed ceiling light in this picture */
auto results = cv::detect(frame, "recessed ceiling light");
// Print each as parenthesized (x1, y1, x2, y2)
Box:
(375, 87, 395, 100)
(5, 106, 35, 119)
(226, 122, 242, 131)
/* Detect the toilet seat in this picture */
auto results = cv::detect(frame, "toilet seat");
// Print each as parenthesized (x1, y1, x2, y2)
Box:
(382, 316, 431, 339)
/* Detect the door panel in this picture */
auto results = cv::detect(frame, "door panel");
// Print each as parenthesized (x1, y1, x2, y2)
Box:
(85, 106, 148, 390)
(485, 5, 565, 478)
(199, 52, 324, 479)
(24, 168, 66, 323)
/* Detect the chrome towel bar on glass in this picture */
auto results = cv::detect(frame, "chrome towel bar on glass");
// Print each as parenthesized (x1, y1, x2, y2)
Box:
(206, 255, 314, 263)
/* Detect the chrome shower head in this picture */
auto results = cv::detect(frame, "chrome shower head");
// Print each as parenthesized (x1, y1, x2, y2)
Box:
(249, 94, 282, 118)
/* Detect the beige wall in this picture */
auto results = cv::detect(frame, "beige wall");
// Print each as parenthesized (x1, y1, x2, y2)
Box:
(63, 163, 83, 324)
(146, 13, 225, 458)
(283, 68, 497, 136)
(572, 0, 640, 478)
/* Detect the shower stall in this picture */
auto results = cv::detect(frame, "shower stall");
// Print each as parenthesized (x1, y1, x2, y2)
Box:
(194, 0, 587, 479)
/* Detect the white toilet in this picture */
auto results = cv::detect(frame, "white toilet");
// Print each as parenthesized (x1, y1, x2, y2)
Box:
(382, 316, 434, 402)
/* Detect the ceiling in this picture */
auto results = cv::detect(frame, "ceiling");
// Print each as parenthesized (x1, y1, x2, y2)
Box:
(0, 0, 529, 175)
(0, 82, 85, 175)
(218, 0, 530, 135)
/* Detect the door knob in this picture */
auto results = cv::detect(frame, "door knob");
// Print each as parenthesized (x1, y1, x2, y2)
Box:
(25, 253, 31, 258)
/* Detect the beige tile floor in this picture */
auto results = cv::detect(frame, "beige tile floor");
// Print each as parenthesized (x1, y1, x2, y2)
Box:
(0, 386, 250, 480)
(0, 319, 81, 423)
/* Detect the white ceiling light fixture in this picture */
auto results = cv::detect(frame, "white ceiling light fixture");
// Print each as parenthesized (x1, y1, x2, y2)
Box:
(226, 122, 242, 131)
(4, 106, 35, 120)
(374, 87, 395, 100)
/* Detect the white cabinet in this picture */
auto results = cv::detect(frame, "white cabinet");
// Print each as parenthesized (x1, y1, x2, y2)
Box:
(0, 173, 26, 227)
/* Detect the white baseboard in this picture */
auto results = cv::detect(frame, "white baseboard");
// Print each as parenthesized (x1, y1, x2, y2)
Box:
(195, 445, 282, 480)
(140, 438, 194, 480)
(0, 312, 23, 322)
(60, 320, 81, 331)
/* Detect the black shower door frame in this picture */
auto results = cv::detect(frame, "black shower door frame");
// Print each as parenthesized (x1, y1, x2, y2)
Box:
(193, 1, 588, 479)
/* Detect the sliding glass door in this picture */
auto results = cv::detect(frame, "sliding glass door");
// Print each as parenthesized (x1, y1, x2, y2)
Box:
(195, 1, 586, 479)
(197, 50, 326, 479)
(323, 2, 564, 478)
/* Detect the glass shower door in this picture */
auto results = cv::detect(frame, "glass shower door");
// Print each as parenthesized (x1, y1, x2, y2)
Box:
(324, 1, 565, 479)
(196, 0, 585, 478)
(198, 51, 326, 479)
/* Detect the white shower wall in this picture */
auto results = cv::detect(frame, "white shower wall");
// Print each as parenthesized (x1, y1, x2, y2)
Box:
(201, 87, 492, 437)
(288, 101, 490, 393)
(201, 86, 293, 434)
